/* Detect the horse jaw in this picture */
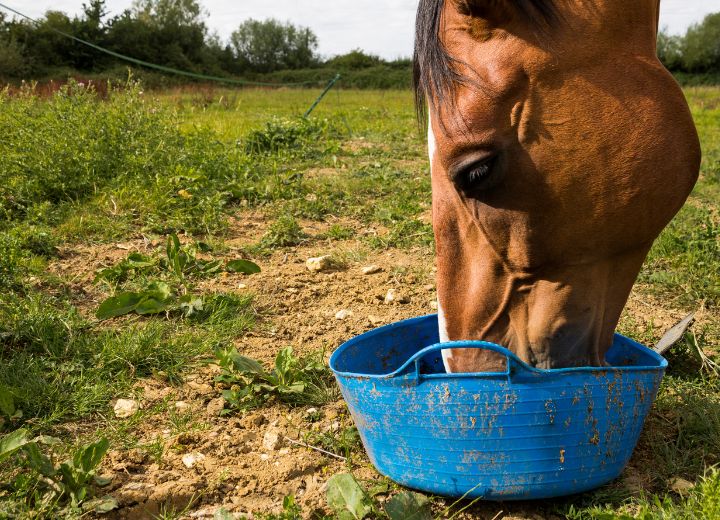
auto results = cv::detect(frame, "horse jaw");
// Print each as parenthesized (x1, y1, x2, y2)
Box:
(429, 112, 455, 372)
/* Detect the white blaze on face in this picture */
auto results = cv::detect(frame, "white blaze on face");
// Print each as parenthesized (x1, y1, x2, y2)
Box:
(429, 112, 454, 372)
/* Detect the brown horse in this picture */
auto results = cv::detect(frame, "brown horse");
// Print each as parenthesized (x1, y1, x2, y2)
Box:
(414, 0, 700, 372)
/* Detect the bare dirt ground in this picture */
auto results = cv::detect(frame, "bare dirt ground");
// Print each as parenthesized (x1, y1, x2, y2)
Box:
(47, 210, 704, 520)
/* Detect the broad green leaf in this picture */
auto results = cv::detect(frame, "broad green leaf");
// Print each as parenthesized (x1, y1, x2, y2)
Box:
(34, 435, 62, 446)
(82, 495, 118, 514)
(126, 252, 154, 267)
(226, 259, 261, 274)
(385, 492, 432, 520)
(135, 296, 173, 315)
(77, 437, 109, 473)
(275, 346, 296, 376)
(198, 259, 222, 275)
(196, 241, 213, 253)
(367, 481, 390, 498)
(167, 233, 181, 261)
(0, 429, 30, 461)
(279, 382, 306, 394)
(94, 474, 113, 487)
(96, 292, 143, 320)
(145, 281, 173, 300)
(228, 350, 266, 375)
(59, 461, 81, 495)
(0, 387, 15, 417)
(326, 473, 374, 520)
(24, 442, 56, 477)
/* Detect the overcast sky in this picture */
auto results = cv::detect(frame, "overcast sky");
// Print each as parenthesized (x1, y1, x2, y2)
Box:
(9, 0, 720, 60)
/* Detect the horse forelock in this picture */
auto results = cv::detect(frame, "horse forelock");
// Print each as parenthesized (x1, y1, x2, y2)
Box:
(413, 0, 558, 127)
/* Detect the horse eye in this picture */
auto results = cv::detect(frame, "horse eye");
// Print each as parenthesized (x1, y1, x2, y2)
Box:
(454, 155, 499, 192)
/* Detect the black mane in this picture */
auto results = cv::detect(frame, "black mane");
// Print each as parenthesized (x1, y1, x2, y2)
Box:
(413, 0, 558, 125)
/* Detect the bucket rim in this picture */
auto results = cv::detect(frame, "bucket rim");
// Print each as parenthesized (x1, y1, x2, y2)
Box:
(329, 314, 668, 380)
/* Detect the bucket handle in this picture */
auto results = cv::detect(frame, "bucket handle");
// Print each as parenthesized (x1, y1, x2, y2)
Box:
(410, 341, 537, 383)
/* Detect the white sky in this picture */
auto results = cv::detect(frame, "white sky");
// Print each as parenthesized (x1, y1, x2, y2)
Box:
(8, 0, 720, 60)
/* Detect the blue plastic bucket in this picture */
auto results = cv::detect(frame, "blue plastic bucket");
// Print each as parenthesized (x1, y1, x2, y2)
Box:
(329, 314, 666, 500)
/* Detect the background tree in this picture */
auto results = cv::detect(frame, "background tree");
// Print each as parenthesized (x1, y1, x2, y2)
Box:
(230, 19, 319, 73)
(681, 13, 720, 72)
(107, 0, 209, 70)
(657, 28, 683, 71)
(325, 49, 383, 70)
(68, 1, 110, 70)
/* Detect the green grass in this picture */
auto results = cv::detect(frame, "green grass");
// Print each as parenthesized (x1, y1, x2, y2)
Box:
(0, 81, 718, 518)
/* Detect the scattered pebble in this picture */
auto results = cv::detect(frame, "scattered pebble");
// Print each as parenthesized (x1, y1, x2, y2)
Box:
(259, 454, 270, 461)
(174, 401, 190, 411)
(240, 414, 266, 428)
(206, 397, 226, 417)
(262, 427, 283, 450)
(361, 265, 382, 275)
(306, 255, 331, 272)
(368, 315, 384, 325)
(186, 381, 213, 395)
(113, 399, 139, 418)
(182, 452, 205, 469)
(188, 507, 221, 519)
(384, 289, 397, 304)
(430, 301, 438, 310)
(335, 309, 354, 320)
(238, 283, 248, 289)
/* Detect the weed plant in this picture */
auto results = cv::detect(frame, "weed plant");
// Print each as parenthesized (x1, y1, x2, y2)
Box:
(215, 346, 338, 412)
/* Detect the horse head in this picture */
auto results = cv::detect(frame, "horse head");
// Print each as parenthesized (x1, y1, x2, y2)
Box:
(414, 0, 700, 371)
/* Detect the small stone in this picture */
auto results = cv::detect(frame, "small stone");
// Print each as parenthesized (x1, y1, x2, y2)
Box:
(306, 255, 332, 273)
(238, 430, 258, 443)
(368, 315, 384, 325)
(174, 401, 190, 411)
(188, 507, 219, 519)
(361, 265, 382, 275)
(240, 414, 266, 429)
(260, 453, 270, 461)
(306, 407, 318, 414)
(669, 477, 694, 495)
(384, 289, 397, 304)
(424, 284, 435, 291)
(186, 381, 214, 395)
(206, 397, 225, 417)
(335, 309, 354, 320)
(127, 448, 147, 464)
(182, 452, 205, 468)
(114, 399, 140, 418)
(238, 283, 248, 289)
(430, 301, 438, 310)
(262, 427, 283, 450)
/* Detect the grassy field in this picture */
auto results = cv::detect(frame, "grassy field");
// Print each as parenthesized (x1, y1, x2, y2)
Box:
(0, 81, 718, 519)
